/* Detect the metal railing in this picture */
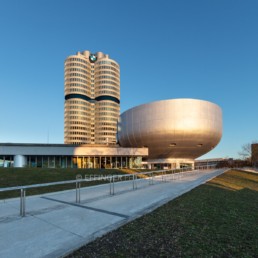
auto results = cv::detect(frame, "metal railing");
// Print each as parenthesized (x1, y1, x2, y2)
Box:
(0, 167, 192, 217)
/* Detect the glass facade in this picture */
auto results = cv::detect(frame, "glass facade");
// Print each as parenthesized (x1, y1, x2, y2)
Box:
(0, 155, 143, 169)
(0, 156, 13, 167)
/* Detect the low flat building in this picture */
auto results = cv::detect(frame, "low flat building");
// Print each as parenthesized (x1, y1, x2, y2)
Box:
(0, 143, 148, 169)
(194, 158, 232, 169)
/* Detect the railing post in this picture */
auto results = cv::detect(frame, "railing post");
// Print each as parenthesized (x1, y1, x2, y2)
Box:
(167, 170, 170, 180)
(76, 182, 78, 202)
(76, 175, 82, 203)
(20, 188, 26, 217)
(76, 181, 81, 203)
(112, 175, 115, 195)
(78, 181, 81, 203)
(164, 170, 166, 182)
(109, 176, 112, 195)
(161, 171, 166, 182)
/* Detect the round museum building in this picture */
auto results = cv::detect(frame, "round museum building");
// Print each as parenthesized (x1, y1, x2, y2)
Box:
(118, 98, 222, 169)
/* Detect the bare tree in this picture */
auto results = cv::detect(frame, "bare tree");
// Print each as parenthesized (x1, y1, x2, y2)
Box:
(239, 141, 258, 160)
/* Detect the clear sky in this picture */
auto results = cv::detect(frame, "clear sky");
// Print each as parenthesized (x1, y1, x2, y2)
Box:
(0, 0, 257, 159)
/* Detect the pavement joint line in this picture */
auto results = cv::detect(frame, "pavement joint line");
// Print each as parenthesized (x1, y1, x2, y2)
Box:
(41, 196, 130, 219)
(28, 212, 86, 239)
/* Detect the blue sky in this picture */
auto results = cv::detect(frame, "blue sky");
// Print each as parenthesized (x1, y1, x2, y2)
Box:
(0, 0, 257, 159)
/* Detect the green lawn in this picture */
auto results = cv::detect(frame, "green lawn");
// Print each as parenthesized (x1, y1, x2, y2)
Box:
(0, 167, 126, 199)
(0, 167, 168, 199)
(68, 169, 258, 258)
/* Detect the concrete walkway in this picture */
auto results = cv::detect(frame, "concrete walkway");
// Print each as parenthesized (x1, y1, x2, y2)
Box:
(0, 169, 226, 258)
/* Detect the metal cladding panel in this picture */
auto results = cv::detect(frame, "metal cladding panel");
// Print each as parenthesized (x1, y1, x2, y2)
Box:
(0, 144, 148, 156)
(0, 146, 76, 155)
(118, 99, 222, 160)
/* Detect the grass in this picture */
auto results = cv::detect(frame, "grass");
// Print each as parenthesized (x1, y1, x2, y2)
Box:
(0, 167, 163, 199)
(0, 167, 128, 199)
(68, 169, 258, 258)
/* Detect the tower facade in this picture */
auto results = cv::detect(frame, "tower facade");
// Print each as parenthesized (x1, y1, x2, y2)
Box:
(64, 51, 120, 145)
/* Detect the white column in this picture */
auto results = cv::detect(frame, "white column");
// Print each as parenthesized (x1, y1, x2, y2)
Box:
(14, 155, 27, 168)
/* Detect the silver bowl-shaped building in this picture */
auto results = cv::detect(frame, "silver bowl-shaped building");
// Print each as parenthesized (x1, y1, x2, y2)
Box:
(118, 99, 222, 168)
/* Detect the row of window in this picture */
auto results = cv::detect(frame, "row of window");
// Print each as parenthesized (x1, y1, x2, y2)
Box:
(67, 110, 90, 116)
(67, 73, 89, 80)
(96, 132, 116, 136)
(66, 57, 87, 64)
(66, 120, 90, 126)
(64, 129, 90, 135)
(95, 122, 117, 127)
(95, 66, 119, 73)
(96, 80, 119, 86)
(95, 75, 119, 82)
(65, 62, 88, 69)
(67, 88, 89, 94)
(97, 127, 116, 131)
(95, 70, 118, 77)
(66, 108, 118, 115)
(95, 137, 116, 142)
(66, 105, 91, 111)
(65, 116, 118, 123)
(97, 111, 118, 116)
(66, 83, 119, 90)
(65, 115, 90, 120)
(66, 137, 90, 141)
(67, 132, 89, 136)
(66, 101, 119, 109)
(66, 78, 88, 84)
(97, 102, 119, 107)
(96, 90, 119, 97)
(66, 100, 91, 106)
(65, 83, 90, 89)
(97, 85, 119, 91)
(96, 60, 119, 68)
(95, 117, 118, 122)
(96, 107, 119, 112)
(65, 68, 89, 74)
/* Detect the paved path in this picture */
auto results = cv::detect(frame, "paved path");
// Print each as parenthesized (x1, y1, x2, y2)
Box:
(0, 169, 226, 258)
